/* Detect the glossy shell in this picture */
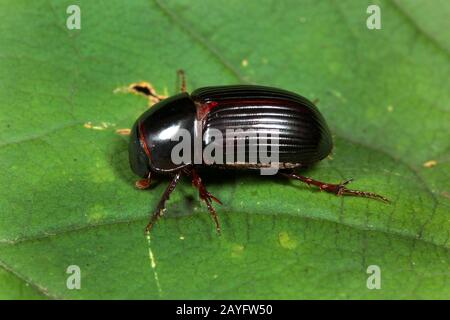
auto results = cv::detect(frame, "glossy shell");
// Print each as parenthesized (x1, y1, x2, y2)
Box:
(192, 85, 333, 167)
(129, 85, 333, 177)
(129, 93, 197, 176)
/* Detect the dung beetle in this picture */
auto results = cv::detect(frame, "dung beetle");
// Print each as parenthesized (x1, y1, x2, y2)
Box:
(128, 71, 389, 234)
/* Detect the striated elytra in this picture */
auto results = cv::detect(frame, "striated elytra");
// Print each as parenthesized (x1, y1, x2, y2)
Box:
(128, 71, 389, 234)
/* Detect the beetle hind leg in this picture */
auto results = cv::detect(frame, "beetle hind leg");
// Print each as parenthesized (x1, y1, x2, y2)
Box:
(280, 171, 390, 203)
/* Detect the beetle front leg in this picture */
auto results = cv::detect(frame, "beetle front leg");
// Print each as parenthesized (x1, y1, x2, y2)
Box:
(145, 171, 182, 234)
(280, 171, 390, 203)
(136, 172, 153, 190)
(188, 168, 223, 234)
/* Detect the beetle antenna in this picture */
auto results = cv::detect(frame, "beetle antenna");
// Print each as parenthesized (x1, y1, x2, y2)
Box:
(177, 69, 187, 93)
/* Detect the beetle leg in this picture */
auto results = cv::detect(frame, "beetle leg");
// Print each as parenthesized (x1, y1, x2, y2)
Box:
(145, 171, 182, 234)
(190, 169, 222, 234)
(280, 171, 390, 203)
(177, 69, 187, 93)
(136, 172, 152, 190)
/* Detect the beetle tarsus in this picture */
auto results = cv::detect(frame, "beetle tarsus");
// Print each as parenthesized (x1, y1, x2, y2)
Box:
(145, 217, 156, 234)
(336, 186, 391, 203)
(281, 172, 390, 203)
(144, 171, 182, 234)
(204, 197, 221, 235)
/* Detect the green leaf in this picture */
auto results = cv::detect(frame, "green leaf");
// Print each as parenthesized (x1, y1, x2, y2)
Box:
(0, 0, 449, 299)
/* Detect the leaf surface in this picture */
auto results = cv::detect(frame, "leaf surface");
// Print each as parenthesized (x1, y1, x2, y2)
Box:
(0, 0, 449, 299)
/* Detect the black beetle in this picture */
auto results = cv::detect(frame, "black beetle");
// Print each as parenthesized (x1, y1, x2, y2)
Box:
(128, 71, 389, 234)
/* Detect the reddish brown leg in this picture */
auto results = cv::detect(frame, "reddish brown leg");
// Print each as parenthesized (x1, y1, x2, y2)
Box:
(136, 172, 152, 190)
(189, 168, 223, 234)
(145, 171, 182, 234)
(280, 171, 390, 203)
(177, 69, 187, 93)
